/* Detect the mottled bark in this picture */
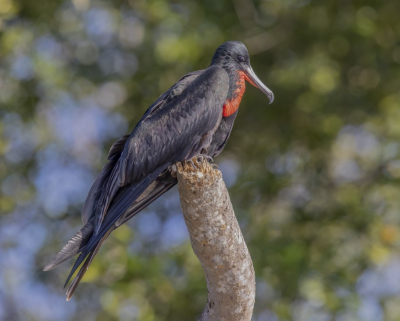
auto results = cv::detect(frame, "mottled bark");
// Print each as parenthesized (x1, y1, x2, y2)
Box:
(174, 159, 255, 321)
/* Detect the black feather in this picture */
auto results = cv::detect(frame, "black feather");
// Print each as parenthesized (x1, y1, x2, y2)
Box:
(43, 218, 94, 271)
(108, 135, 129, 160)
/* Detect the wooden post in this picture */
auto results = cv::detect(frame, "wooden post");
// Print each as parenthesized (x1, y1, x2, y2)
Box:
(175, 159, 255, 321)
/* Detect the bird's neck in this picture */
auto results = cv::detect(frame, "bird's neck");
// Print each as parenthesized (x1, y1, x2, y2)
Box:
(223, 71, 246, 117)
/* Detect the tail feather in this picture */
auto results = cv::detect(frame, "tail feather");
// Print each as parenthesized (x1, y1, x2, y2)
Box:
(44, 218, 94, 271)
(66, 228, 113, 301)
(63, 175, 158, 298)
(63, 250, 87, 288)
(48, 167, 174, 300)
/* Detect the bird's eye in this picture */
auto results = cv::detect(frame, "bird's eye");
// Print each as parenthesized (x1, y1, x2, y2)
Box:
(237, 55, 245, 63)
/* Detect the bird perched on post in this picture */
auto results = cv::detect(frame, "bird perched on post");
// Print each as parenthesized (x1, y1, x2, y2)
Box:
(44, 41, 274, 300)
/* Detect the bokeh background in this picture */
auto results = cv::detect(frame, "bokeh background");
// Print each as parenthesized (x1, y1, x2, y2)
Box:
(1, 0, 400, 320)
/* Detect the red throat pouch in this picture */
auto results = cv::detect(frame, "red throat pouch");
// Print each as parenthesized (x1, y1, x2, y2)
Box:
(222, 71, 246, 117)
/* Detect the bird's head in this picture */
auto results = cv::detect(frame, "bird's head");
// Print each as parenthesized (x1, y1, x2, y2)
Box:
(211, 41, 274, 104)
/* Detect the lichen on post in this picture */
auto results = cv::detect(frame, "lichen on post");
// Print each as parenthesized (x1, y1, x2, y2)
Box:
(174, 159, 255, 321)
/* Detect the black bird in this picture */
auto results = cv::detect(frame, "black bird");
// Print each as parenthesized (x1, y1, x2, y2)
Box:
(44, 41, 274, 300)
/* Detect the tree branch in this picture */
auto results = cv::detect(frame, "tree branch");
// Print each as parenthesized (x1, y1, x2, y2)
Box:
(175, 160, 255, 321)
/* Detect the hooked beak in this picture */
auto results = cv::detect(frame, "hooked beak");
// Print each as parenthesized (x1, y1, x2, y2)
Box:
(243, 66, 274, 104)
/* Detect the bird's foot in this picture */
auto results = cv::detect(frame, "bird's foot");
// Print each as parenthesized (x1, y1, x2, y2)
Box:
(180, 158, 198, 172)
(175, 156, 220, 182)
(197, 155, 213, 164)
(180, 156, 210, 173)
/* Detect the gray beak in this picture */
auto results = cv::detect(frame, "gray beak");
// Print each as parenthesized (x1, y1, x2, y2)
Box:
(244, 66, 274, 104)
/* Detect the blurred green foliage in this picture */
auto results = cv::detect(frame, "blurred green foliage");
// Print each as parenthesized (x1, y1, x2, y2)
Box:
(1, 0, 400, 320)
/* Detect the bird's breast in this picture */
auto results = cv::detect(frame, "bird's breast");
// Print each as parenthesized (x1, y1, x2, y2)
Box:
(223, 71, 246, 117)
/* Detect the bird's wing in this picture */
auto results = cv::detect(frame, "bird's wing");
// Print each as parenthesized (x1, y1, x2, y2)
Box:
(142, 70, 204, 119)
(93, 65, 229, 233)
(44, 71, 204, 273)
(44, 71, 206, 273)
(82, 70, 203, 227)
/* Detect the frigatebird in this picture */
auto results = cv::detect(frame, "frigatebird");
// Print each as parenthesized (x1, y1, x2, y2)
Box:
(44, 41, 274, 300)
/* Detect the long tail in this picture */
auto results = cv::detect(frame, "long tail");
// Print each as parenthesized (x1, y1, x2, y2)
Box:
(65, 174, 175, 300)
(44, 170, 177, 300)
(62, 176, 156, 297)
